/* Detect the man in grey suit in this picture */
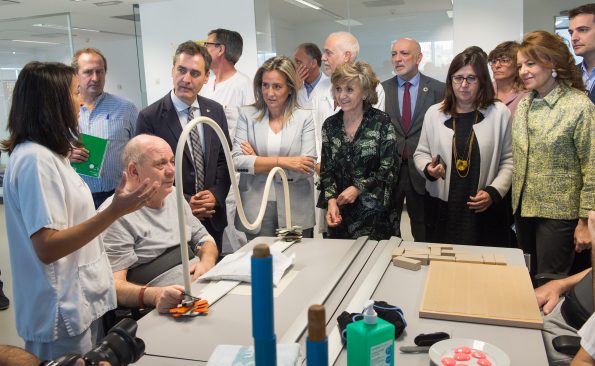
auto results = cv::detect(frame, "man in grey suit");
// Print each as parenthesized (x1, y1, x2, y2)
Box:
(382, 38, 445, 241)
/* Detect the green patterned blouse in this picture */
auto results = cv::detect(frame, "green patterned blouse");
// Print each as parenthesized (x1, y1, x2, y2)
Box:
(317, 107, 397, 239)
(512, 84, 595, 219)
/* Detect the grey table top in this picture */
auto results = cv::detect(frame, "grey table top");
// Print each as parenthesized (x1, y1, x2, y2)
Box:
(136, 236, 376, 364)
(333, 241, 548, 365)
(135, 238, 548, 366)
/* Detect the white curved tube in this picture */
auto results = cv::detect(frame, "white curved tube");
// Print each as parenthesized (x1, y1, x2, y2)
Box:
(175, 116, 292, 298)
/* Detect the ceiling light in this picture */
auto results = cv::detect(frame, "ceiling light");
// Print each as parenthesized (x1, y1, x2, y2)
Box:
(93, 0, 122, 6)
(335, 19, 363, 26)
(33, 23, 100, 32)
(11, 39, 61, 45)
(284, 0, 321, 10)
(294, 0, 320, 10)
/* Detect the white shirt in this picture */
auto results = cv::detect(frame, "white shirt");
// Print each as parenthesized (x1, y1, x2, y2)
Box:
(266, 128, 282, 201)
(4, 141, 116, 342)
(170, 90, 205, 155)
(297, 73, 328, 109)
(200, 71, 254, 139)
(578, 312, 595, 359)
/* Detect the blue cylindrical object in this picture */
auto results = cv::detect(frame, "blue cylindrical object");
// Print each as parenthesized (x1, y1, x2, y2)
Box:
(251, 252, 276, 366)
(307, 336, 328, 366)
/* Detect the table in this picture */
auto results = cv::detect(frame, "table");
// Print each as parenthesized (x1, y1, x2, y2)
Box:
(136, 236, 378, 364)
(135, 238, 548, 365)
(332, 241, 548, 365)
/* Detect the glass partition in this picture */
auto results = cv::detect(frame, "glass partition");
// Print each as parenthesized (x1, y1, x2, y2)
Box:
(0, 13, 74, 170)
(254, 0, 453, 82)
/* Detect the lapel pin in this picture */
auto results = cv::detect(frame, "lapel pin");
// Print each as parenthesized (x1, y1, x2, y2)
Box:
(423, 87, 429, 92)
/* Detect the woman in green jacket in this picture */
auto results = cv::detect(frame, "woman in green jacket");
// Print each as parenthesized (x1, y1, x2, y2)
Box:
(513, 30, 595, 277)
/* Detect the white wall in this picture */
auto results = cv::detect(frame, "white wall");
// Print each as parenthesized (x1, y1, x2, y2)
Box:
(270, 10, 453, 83)
(73, 37, 143, 109)
(453, 0, 523, 55)
(139, 0, 258, 105)
(523, 0, 586, 33)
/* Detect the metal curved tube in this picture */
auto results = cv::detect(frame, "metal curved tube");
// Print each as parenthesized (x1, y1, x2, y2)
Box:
(175, 116, 292, 298)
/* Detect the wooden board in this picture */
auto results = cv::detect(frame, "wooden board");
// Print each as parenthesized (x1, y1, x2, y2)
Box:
(419, 261, 543, 329)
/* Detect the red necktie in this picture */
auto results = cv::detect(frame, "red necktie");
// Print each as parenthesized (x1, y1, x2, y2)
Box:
(402, 82, 412, 160)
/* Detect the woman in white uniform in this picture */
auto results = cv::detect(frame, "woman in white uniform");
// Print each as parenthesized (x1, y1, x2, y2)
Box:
(233, 56, 316, 240)
(1, 62, 157, 360)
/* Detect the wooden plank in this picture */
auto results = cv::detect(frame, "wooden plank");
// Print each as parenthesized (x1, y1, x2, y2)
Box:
(392, 256, 422, 271)
(391, 247, 405, 258)
(402, 253, 429, 265)
(419, 262, 543, 329)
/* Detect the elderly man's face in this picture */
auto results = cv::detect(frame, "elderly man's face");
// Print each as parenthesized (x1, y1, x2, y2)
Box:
(136, 139, 176, 204)
(391, 39, 422, 81)
(321, 36, 349, 75)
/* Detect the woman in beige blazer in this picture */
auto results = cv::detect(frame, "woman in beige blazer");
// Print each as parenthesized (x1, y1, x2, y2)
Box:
(232, 56, 317, 240)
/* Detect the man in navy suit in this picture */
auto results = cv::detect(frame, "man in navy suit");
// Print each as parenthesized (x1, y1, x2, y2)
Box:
(136, 41, 231, 252)
(382, 38, 445, 241)
(569, 4, 595, 104)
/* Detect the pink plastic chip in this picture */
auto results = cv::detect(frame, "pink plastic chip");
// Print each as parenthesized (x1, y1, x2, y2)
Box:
(455, 346, 472, 354)
(454, 353, 471, 361)
(471, 350, 486, 359)
(441, 357, 456, 366)
(477, 359, 492, 366)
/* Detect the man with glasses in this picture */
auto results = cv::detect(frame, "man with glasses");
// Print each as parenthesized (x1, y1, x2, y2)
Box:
(382, 38, 444, 241)
(200, 29, 253, 254)
(69, 48, 139, 208)
(136, 41, 231, 253)
(569, 3, 595, 104)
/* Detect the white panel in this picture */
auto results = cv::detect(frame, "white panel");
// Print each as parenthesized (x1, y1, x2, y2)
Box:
(139, 0, 258, 104)
(453, 0, 523, 56)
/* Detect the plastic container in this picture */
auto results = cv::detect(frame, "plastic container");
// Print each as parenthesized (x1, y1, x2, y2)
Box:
(346, 300, 395, 366)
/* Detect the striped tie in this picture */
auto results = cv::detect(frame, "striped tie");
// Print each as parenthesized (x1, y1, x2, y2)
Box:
(187, 107, 205, 192)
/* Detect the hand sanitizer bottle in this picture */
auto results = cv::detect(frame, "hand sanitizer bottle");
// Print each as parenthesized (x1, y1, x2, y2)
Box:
(346, 300, 395, 366)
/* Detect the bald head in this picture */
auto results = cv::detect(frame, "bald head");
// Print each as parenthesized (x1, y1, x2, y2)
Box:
(391, 38, 423, 81)
(122, 134, 176, 207)
(321, 32, 360, 75)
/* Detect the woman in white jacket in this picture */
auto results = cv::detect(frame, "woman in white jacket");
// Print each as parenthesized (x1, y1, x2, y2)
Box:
(413, 48, 514, 246)
(232, 56, 317, 239)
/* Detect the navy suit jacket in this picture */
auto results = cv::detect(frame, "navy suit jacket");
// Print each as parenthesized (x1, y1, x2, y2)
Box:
(135, 92, 232, 233)
(382, 73, 445, 194)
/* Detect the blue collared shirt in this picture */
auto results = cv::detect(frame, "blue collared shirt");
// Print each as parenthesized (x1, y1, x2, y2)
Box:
(78, 92, 138, 193)
(396, 72, 421, 118)
(305, 72, 322, 97)
(581, 61, 595, 96)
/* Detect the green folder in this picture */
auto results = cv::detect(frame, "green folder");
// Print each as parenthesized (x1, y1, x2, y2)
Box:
(71, 133, 108, 178)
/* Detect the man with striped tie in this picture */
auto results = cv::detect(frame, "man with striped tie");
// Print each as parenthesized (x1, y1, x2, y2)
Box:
(70, 48, 139, 208)
(136, 41, 231, 253)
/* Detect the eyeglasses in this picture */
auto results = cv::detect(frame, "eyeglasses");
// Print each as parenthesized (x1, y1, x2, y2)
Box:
(203, 42, 221, 48)
(452, 75, 478, 85)
(488, 57, 513, 66)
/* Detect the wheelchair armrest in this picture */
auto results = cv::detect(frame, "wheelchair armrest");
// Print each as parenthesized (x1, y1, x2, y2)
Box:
(552, 335, 581, 356)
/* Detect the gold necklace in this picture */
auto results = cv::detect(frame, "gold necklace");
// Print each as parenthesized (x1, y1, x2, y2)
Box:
(451, 111, 478, 178)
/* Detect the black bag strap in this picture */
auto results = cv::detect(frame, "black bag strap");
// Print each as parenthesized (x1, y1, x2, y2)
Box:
(126, 245, 195, 285)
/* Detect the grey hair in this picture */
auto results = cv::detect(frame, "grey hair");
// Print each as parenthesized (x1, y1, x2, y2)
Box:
(328, 31, 359, 61)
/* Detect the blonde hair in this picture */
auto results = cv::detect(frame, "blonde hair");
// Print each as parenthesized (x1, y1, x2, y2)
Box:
(331, 61, 379, 109)
(252, 56, 300, 123)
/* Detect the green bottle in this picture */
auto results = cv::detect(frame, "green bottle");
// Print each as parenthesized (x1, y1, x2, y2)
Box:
(346, 300, 395, 366)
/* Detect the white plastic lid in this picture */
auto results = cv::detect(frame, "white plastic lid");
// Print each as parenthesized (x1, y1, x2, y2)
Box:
(363, 300, 377, 324)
